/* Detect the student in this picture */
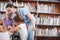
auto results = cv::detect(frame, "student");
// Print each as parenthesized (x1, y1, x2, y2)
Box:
(6, 4, 36, 40)
(3, 10, 13, 30)
(10, 15, 28, 40)
(0, 19, 10, 40)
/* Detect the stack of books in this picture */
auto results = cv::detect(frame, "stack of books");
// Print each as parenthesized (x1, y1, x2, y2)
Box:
(13, 2, 36, 12)
(37, 16, 60, 25)
(36, 27, 57, 36)
(0, 2, 7, 11)
(37, 3, 55, 13)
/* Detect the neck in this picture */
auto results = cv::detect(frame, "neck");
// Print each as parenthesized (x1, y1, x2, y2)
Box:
(6, 16, 11, 20)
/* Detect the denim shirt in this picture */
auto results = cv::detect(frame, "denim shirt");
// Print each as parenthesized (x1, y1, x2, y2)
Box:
(12, 8, 31, 26)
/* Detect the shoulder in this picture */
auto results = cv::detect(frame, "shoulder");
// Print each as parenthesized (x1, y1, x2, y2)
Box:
(19, 23, 26, 27)
(18, 7, 31, 15)
(18, 7, 29, 12)
(18, 8, 25, 12)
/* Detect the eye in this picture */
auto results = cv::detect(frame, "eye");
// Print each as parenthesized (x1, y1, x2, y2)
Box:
(6, 9, 10, 12)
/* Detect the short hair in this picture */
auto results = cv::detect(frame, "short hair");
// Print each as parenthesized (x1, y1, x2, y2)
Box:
(13, 15, 24, 23)
(6, 4, 13, 8)
(6, 3, 17, 9)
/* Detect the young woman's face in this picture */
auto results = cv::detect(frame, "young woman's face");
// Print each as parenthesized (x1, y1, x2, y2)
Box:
(6, 7, 16, 18)
(6, 7, 16, 14)
(6, 7, 13, 14)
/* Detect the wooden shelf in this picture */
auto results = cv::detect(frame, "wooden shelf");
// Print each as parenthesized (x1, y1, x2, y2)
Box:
(35, 36, 60, 40)
(38, 1, 60, 4)
(20, 0, 36, 1)
(0, 0, 9, 2)
(38, 13, 60, 17)
(38, 13, 60, 15)
(12, 0, 37, 2)
(0, 11, 6, 14)
(31, 12, 37, 15)
(35, 36, 60, 37)
(37, 24, 60, 28)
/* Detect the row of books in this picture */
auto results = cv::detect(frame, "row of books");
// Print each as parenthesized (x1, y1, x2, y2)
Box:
(13, 2, 36, 12)
(0, 2, 36, 12)
(0, 2, 7, 11)
(24, 2, 36, 12)
(37, 3, 55, 13)
(36, 27, 58, 36)
(37, 16, 60, 25)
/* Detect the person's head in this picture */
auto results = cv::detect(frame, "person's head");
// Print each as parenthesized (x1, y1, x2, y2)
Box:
(13, 15, 24, 26)
(6, 11, 12, 19)
(6, 3, 17, 14)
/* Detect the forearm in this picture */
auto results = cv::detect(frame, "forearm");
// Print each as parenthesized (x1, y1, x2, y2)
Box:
(10, 26, 20, 33)
(10, 28, 16, 33)
(0, 26, 7, 32)
(31, 19, 35, 28)
(27, 14, 35, 28)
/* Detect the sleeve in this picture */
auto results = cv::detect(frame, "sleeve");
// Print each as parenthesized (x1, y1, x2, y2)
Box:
(19, 24, 23, 30)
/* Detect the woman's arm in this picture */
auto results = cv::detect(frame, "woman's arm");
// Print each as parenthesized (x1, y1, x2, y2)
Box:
(26, 13, 36, 31)
(3, 19, 7, 30)
(0, 20, 7, 32)
(10, 26, 21, 33)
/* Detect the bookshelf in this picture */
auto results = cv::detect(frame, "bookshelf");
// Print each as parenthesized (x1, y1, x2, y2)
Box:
(0, 0, 9, 19)
(35, 36, 60, 40)
(38, 13, 60, 17)
(0, 0, 9, 2)
(0, 0, 60, 40)
(12, 0, 37, 2)
(38, 0, 60, 4)
(36, 0, 60, 40)
(0, 0, 37, 19)
(0, 11, 5, 13)
(0, 0, 9, 13)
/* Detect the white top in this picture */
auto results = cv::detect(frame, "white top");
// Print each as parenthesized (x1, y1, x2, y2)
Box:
(18, 23, 28, 36)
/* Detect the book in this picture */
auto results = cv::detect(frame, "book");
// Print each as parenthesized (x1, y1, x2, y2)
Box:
(36, 27, 58, 36)
(37, 3, 55, 13)
(44, 4, 49, 13)
(37, 16, 60, 25)
(37, 3, 44, 13)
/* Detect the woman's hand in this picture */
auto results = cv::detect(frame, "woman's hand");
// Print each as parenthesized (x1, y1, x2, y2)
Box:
(7, 26, 12, 30)
(33, 27, 36, 31)
(0, 26, 7, 32)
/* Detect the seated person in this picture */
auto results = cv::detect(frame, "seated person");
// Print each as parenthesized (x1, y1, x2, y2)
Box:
(0, 19, 10, 40)
(10, 15, 28, 40)
(3, 11, 13, 30)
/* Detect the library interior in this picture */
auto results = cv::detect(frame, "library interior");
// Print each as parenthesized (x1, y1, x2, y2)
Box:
(0, 0, 60, 40)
